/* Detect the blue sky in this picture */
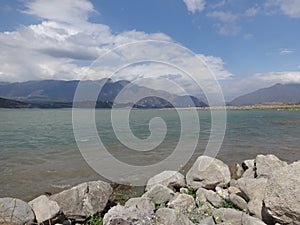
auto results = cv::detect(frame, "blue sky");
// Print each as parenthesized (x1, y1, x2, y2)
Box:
(0, 0, 299, 100)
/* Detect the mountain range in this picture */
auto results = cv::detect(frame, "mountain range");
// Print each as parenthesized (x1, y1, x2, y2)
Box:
(229, 83, 300, 106)
(1, 80, 299, 108)
(0, 79, 207, 108)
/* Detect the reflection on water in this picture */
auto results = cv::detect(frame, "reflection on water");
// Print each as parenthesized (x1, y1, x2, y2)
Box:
(0, 109, 299, 200)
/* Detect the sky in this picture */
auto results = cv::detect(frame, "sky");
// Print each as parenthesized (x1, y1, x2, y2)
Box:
(0, 0, 300, 100)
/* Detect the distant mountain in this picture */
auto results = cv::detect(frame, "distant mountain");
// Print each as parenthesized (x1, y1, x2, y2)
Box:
(0, 97, 33, 108)
(0, 79, 207, 108)
(230, 83, 300, 106)
(0, 80, 79, 102)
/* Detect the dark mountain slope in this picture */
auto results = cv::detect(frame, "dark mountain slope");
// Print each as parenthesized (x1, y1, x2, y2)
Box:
(230, 83, 300, 106)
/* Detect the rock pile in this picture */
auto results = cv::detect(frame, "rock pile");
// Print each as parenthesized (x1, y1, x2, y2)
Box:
(0, 154, 299, 225)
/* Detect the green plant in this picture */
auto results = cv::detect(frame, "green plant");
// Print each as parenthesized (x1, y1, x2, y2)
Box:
(203, 208, 212, 216)
(187, 188, 196, 199)
(86, 215, 103, 225)
(155, 202, 167, 211)
(110, 184, 140, 205)
(221, 201, 236, 209)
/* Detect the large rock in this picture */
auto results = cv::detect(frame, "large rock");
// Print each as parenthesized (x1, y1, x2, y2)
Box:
(103, 204, 153, 225)
(125, 197, 155, 213)
(167, 193, 196, 212)
(50, 181, 112, 220)
(212, 208, 242, 225)
(196, 187, 208, 204)
(247, 198, 263, 219)
(155, 208, 194, 225)
(0, 198, 35, 225)
(145, 171, 186, 191)
(229, 194, 248, 212)
(263, 161, 300, 225)
(195, 188, 224, 208)
(29, 195, 62, 224)
(198, 216, 215, 225)
(255, 154, 287, 178)
(241, 214, 267, 225)
(142, 184, 175, 205)
(186, 156, 231, 190)
(236, 178, 267, 201)
(204, 190, 224, 208)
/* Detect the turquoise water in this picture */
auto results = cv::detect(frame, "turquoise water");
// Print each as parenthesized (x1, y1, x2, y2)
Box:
(0, 109, 299, 200)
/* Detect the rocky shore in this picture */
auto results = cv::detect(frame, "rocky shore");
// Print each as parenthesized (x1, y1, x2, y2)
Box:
(1, 154, 299, 225)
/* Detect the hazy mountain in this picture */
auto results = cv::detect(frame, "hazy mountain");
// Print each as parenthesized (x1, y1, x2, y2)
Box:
(230, 83, 300, 106)
(0, 79, 207, 108)
(0, 97, 33, 108)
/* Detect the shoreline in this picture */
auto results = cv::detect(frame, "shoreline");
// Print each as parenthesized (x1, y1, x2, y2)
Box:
(1, 154, 299, 225)
(160, 103, 300, 111)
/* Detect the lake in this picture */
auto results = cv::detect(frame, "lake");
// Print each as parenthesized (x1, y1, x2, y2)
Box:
(0, 108, 299, 200)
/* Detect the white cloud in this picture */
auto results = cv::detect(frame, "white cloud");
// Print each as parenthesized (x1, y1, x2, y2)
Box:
(207, 11, 239, 36)
(207, 11, 238, 23)
(255, 71, 300, 83)
(197, 54, 233, 80)
(0, 0, 233, 102)
(206, 6, 261, 36)
(244, 7, 259, 17)
(279, 48, 295, 55)
(267, 0, 300, 18)
(183, 0, 205, 14)
(24, 0, 96, 25)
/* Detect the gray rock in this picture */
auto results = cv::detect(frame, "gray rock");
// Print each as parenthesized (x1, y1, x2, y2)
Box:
(0, 198, 35, 225)
(229, 179, 239, 187)
(263, 161, 300, 225)
(155, 208, 194, 225)
(215, 187, 229, 200)
(196, 188, 208, 205)
(212, 208, 242, 225)
(241, 213, 267, 225)
(236, 178, 267, 201)
(247, 198, 263, 219)
(241, 169, 255, 178)
(198, 216, 215, 225)
(167, 193, 196, 212)
(205, 190, 224, 208)
(29, 195, 62, 224)
(50, 181, 112, 220)
(199, 202, 215, 217)
(186, 156, 231, 190)
(145, 170, 186, 191)
(229, 194, 248, 212)
(228, 186, 241, 195)
(241, 160, 255, 178)
(229, 163, 244, 179)
(125, 197, 155, 213)
(255, 154, 287, 178)
(242, 159, 254, 170)
(103, 204, 153, 225)
(142, 184, 175, 205)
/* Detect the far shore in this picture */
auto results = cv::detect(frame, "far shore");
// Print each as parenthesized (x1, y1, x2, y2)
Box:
(161, 103, 300, 111)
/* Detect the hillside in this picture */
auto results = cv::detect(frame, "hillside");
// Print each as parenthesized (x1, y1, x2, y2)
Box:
(229, 83, 300, 106)
(0, 97, 33, 108)
(0, 79, 207, 108)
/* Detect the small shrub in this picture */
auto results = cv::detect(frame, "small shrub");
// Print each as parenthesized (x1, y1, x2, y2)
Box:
(86, 215, 103, 225)
(187, 188, 196, 199)
(221, 201, 236, 209)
